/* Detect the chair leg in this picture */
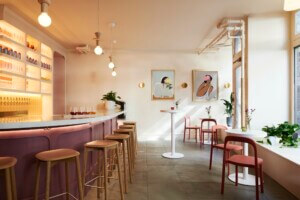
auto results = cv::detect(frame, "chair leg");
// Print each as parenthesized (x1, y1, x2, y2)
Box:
(260, 164, 264, 193)
(104, 149, 108, 200)
(97, 150, 101, 199)
(255, 167, 259, 200)
(188, 129, 191, 139)
(65, 162, 69, 200)
(5, 168, 12, 200)
(221, 159, 226, 194)
(235, 165, 238, 186)
(122, 142, 128, 193)
(34, 161, 41, 200)
(116, 146, 124, 200)
(195, 129, 198, 143)
(75, 156, 84, 200)
(10, 167, 17, 200)
(209, 147, 213, 170)
(127, 139, 133, 183)
(183, 128, 186, 142)
(45, 161, 51, 200)
(82, 148, 88, 194)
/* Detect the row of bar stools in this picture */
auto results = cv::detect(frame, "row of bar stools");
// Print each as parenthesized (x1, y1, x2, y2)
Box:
(104, 134, 132, 193)
(82, 140, 124, 200)
(34, 149, 83, 200)
(0, 157, 17, 200)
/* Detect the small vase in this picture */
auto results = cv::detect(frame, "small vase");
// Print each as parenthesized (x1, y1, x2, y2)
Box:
(105, 100, 116, 110)
(226, 116, 232, 127)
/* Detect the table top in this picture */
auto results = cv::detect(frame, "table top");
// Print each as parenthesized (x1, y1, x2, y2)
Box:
(226, 129, 267, 138)
(160, 109, 180, 113)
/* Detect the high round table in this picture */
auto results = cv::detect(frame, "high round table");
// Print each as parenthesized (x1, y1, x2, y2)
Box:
(160, 109, 184, 159)
(225, 129, 267, 186)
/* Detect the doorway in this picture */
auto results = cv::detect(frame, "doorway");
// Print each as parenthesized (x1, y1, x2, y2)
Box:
(53, 52, 66, 115)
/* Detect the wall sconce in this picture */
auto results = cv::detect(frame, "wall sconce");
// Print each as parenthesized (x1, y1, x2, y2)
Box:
(181, 82, 188, 88)
(224, 83, 231, 89)
(138, 82, 145, 88)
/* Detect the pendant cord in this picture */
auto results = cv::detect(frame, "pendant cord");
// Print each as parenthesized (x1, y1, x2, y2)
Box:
(97, 0, 100, 33)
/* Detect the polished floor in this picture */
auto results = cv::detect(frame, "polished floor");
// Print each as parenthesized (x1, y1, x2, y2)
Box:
(86, 135, 297, 200)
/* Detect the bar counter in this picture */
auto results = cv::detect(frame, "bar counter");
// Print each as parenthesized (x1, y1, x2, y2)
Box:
(0, 110, 123, 200)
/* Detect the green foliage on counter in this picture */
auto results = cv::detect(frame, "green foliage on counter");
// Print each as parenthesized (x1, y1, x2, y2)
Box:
(262, 121, 300, 147)
(101, 91, 121, 103)
(221, 92, 234, 117)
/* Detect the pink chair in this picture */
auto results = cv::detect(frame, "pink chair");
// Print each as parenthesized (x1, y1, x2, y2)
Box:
(221, 136, 264, 200)
(200, 118, 217, 145)
(209, 125, 243, 174)
(183, 116, 200, 143)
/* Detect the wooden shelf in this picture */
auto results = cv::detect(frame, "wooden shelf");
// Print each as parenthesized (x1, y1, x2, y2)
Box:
(0, 70, 26, 79)
(0, 35, 25, 48)
(0, 53, 24, 63)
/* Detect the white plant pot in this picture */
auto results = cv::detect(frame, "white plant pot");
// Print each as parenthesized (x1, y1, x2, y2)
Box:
(268, 136, 280, 146)
(105, 101, 115, 110)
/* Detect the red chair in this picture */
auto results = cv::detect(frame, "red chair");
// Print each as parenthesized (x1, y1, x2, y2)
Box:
(200, 118, 217, 145)
(209, 125, 243, 174)
(183, 116, 200, 143)
(221, 136, 264, 200)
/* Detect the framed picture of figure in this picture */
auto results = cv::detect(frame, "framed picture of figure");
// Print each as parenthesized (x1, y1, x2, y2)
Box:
(151, 70, 175, 100)
(192, 70, 218, 101)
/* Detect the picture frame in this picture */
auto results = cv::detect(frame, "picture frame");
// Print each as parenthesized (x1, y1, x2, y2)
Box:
(192, 70, 218, 101)
(151, 69, 175, 100)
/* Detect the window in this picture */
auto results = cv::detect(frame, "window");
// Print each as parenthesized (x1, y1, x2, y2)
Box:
(294, 46, 300, 124)
(295, 10, 300, 35)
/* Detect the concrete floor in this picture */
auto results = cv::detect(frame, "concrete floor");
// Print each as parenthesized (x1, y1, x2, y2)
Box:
(86, 135, 298, 200)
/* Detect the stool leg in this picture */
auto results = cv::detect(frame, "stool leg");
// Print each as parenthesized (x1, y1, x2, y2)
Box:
(97, 150, 101, 199)
(75, 156, 84, 200)
(5, 168, 12, 200)
(127, 139, 132, 184)
(82, 147, 88, 194)
(104, 149, 108, 200)
(65, 161, 69, 200)
(10, 167, 17, 200)
(129, 136, 135, 168)
(116, 146, 124, 200)
(34, 161, 41, 200)
(45, 161, 51, 200)
(122, 141, 128, 193)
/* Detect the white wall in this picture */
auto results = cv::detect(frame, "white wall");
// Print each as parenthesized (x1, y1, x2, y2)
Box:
(248, 13, 290, 129)
(66, 49, 232, 140)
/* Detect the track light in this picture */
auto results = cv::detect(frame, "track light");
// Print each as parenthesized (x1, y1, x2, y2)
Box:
(38, 0, 52, 27)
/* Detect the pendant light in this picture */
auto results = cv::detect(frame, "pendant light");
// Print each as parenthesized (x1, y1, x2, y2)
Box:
(94, 0, 103, 55)
(112, 69, 117, 77)
(108, 56, 115, 69)
(108, 22, 116, 68)
(38, 0, 52, 27)
(284, 0, 300, 11)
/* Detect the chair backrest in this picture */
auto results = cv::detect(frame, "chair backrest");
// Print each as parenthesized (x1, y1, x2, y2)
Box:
(184, 116, 191, 127)
(200, 118, 217, 128)
(224, 135, 258, 164)
(211, 125, 227, 145)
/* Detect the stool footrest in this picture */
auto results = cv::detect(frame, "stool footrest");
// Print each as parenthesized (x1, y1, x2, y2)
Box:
(48, 192, 78, 200)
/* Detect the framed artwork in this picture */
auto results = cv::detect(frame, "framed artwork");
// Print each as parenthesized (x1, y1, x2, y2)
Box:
(151, 70, 175, 100)
(192, 70, 218, 101)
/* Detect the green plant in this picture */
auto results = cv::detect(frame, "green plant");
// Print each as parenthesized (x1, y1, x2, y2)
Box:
(221, 92, 234, 117)
(101, 91, 121, 103)
(262, 122, 300, 147)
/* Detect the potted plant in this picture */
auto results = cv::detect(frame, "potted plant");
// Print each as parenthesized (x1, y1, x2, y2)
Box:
(262, 122, 300, 147)
(221, 93, 234, 127)
(101, 91, 121, 110)
(205, 106, 212, 118)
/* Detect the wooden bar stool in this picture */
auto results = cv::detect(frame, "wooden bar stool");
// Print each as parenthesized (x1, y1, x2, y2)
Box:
(82, 140, 124, 200)
(105, 134, 132, 193)
(118, 125, 136, 157)
(122, 122, 137, 153)
(0, 157, 17, 200)
(114, 128, 135, 168)
(34, 149, 83, 200)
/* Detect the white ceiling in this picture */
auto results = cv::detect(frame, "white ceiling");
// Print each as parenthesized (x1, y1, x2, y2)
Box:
(1, 0, 284, 51)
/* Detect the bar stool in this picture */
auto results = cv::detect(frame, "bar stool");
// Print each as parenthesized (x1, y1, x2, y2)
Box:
(0, 157, 17, 200)
(118, 125, 136, 156)
(114, 128, 136, 168)
(34, 149, 83, 200)
(82, 140, 124, 200)
(105, 134, 132, 193)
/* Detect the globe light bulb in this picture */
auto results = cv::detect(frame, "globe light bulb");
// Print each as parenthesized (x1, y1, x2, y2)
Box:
(112, 70, 117, 77)
(94, 45, 103, 55)
(38, 12, 52, 27)
(108, 61, 115, 69)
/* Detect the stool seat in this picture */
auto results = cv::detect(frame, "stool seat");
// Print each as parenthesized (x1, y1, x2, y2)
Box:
(0, 157, 17, 169)
(35, 149, 79, 162)
(85, 140, 118, 148)
(123, 121, 136, 125)
(114, 128, 133, 133)
(105, 134, 130, 140)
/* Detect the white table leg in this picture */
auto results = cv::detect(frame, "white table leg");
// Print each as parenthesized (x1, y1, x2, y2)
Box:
(162, 113, 184, 159)
(228, 142, 260, 186)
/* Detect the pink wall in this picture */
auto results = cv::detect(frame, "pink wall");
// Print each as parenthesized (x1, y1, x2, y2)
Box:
(53, 52, 66, 115)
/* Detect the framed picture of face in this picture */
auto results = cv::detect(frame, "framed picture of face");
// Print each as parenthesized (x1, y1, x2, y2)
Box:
(151, 70, 175, 100)
(192, 70, 218, 101)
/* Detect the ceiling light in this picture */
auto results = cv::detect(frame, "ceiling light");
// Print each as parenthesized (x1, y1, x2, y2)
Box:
(284, 0, 300, 11)
(38, 0, 52, 27)
(108, 56, 115, 69)
(94, 32, 103, 55)
(112, 70, 117, 77)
